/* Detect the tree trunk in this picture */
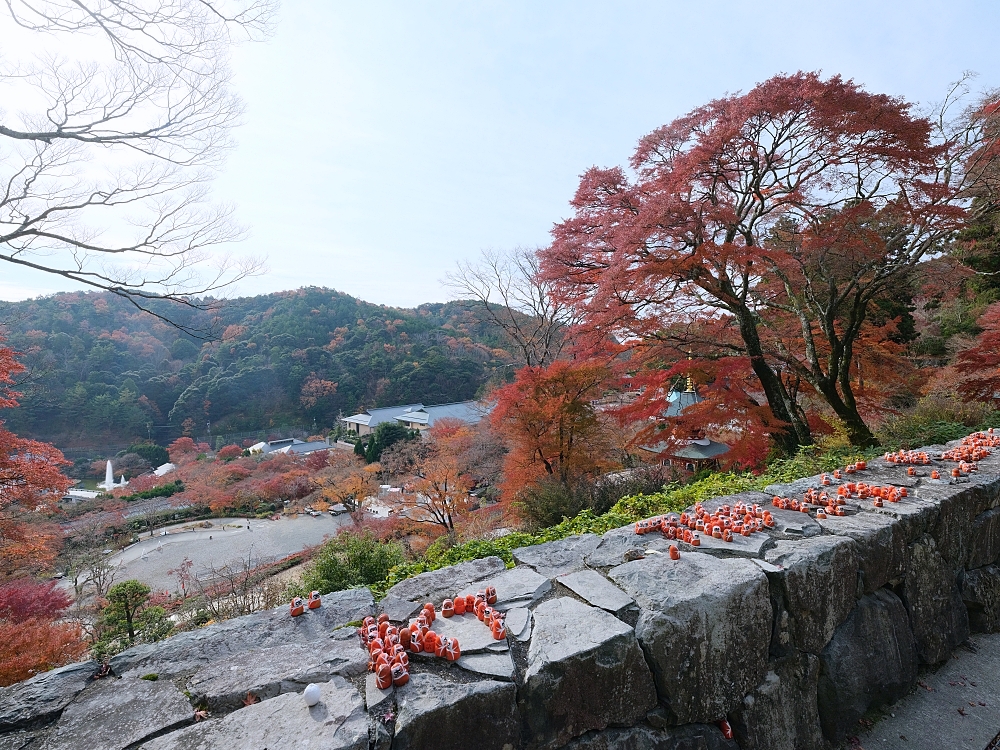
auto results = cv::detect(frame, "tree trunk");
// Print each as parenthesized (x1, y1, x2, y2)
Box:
(816, 379, 879, 447)
(734, 309, 813, 453)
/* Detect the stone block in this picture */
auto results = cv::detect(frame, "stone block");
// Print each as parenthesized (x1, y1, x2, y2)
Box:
(111, 587, 373, 678)
(902, 535, 969, 664)
(585, 526, 676, 569)
(513, 534, 602, 577)
(817, 589, 918, 744)
(365, 672, 394, 712)
(185, 641, 367, 712)
(431, 610, 507, 653)
(969, 507, 1000, 570)
(456, 651, 515, 680)
(456, 566, 551, 610)
(505, 607, 531, 639)
(961, 564, 1000, 633)
(0, 660, 96, 732)
(142, 676, 368, 750)
(926, 476, 1000, 570)
(37, 676, 192, 750)
(729, 654, 824, 750)
(392, 673, 520, 750)
(609, 552, 770, 725)
(764, 536, 859, 654)
(521, 597, 657, 749)
(381, 556, 506, 622)
(560, 723, 739, 750)
(815, 511, 906, 593)
(557, 569, 633, 613)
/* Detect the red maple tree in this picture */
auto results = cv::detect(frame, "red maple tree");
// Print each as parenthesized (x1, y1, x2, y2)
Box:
(0, 343, 72, 573)
(540, 72, 996, 449)
(490, 359, 615, 499)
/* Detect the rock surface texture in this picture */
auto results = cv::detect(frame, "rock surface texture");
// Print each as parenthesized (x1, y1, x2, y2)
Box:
(609, 552, 770, 725)
(7, 435, 1000, 749)
(520, 597, 657, 748)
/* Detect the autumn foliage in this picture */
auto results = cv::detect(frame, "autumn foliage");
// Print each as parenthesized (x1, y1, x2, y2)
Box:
(0, 579, 86, 687)
(490, 359, 614, 498)
(0, 342, 71, 573)
(540, 72, 994, 450)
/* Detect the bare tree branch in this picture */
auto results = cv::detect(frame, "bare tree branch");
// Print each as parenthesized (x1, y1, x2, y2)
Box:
(446, 247, 579, 368)
(0, 0, 275, 334)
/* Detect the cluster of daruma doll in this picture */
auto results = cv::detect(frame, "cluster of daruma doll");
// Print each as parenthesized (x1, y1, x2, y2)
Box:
(634, 502, 777, 552)
(288, 591, 322, 617)
(358, 586, 506, 690)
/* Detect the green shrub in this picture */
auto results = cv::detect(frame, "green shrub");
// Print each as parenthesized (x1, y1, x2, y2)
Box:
(118, 480, 184, 502)
(876, 395, 999, 449)
(302, 532, 406, 595)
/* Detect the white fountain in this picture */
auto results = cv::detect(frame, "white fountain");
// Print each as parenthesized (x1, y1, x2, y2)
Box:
(102, 460, 115, 491)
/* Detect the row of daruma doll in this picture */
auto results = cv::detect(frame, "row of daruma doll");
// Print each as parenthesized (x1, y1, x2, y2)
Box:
(359, 587, 506, 690)
(635, 502, 777, 543)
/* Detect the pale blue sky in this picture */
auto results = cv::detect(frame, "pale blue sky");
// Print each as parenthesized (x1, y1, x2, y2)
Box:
(3, 1, 998, 306)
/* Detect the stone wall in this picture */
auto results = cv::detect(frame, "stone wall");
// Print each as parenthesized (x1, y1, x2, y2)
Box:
(4, 436, 1000, 749)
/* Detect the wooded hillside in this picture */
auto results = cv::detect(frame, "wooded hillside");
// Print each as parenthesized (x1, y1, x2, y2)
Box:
(0, 288, 516, 450)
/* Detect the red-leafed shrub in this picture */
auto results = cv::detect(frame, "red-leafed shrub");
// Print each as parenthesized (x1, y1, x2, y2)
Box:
(0, 579, 73, 623)
(217, 445, 243, 461)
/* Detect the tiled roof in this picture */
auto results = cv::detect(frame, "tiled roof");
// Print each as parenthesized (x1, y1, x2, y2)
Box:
(394, 401, 491, 427)
(342, 403, 424, 427)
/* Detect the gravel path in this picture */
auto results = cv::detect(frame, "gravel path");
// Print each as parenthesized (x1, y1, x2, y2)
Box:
(105, 514, 348, 592)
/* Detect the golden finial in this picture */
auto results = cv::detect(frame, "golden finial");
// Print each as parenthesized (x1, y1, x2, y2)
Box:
(685, 351, 695, 393)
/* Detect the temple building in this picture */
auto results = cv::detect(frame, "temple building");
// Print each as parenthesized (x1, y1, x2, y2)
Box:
(639, 372, 730, 472)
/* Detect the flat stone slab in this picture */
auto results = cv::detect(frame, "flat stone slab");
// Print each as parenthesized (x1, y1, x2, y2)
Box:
(609, 552, 770, 725)
(505, 607, 530, 639)
(393, 673, 520, 750)
(557, 569, 633, 613)
(678, 528, 773, 558)
(431, 612, 506, 653)
(456, 651, 515, 680)
(37, 676, 191, 750)
(763, 508, 823, 539)
(513, 534, 601, 577)
(456, 566, 551, 610)
(143, 676, 368, 750)
(111, 587, 374, 678)
(585, 525, 676, 569)
(185, 641, 367, 711)
(0, 660, 97, 732)
(381, 557, 506, 622)
(521, 597, 657, 748)
(365, 672, 394, 712)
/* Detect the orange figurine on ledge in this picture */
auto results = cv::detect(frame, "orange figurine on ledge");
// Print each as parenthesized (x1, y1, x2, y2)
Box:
(290, 597, 305, 617)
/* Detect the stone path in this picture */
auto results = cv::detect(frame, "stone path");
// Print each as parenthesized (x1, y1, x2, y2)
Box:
(855, 632, 1000, 749)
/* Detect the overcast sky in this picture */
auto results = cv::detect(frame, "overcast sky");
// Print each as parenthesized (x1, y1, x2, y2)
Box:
(2, 1, 998, 307)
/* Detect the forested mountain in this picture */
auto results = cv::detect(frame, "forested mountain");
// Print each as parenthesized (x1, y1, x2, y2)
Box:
(0, 288, 515, 449)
